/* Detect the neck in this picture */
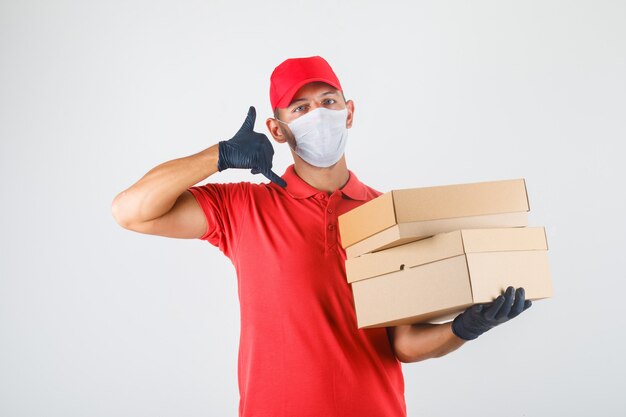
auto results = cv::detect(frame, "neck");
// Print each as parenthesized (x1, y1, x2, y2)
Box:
(292, 153, 350, 194)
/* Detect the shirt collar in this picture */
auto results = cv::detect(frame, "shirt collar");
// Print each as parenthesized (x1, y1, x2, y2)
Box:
(279, 164, 369, 201)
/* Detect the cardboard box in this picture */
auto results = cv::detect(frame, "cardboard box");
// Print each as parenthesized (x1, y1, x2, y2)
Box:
(348, 227, 552, 329)
(338, 178, 530, 259)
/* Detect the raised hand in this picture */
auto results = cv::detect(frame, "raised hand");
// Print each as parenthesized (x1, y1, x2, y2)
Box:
(217, 106, 287, 188)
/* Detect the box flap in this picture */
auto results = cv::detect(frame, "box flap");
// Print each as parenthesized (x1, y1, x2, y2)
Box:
(345, 211, 529, 259)
(351, 249, 552, 328)
(346, 226, 548, 283)
(467, 251, 553, 303)
(392, 178, 529, 222)
(339, 178, 529, 251)
(338, 192, 396, 248)
(346, 231, 465, 283)
(460, 227, 548, 253)
(352, 255, 473, 328)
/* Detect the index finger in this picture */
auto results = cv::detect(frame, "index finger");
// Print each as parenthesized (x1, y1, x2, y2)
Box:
(262, 168, 287, 188)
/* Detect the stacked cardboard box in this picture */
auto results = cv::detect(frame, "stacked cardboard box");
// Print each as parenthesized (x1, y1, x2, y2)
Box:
(338, 178, 553, 329)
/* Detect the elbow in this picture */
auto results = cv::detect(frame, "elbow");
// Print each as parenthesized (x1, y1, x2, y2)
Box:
(393, 339, 452, 364)
(395, 351, 435, 364)
(391, 322, 466, 364)
(111, 202, 128, 229)
(393, 340, 428, 363)
(398, 345, 459, 363)
(395, 349, 445, 364)
(111, 193, 134, 229)
(395, 351, 418, 364)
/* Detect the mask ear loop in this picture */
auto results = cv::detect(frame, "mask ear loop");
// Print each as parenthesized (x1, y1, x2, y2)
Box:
(275, 116, 297, 153)
(275, 110, 290, 125)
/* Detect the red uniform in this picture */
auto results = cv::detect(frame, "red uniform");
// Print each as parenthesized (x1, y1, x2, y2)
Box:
(188, 164, 406, 417)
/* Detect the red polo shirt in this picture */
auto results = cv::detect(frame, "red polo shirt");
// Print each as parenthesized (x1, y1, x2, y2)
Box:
(187, 164, 406, 417)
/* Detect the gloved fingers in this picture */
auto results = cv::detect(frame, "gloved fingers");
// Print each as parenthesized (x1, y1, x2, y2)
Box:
(237, 106, 257, 134)
(523, 300, 532, 311)
(470, 304, 484, 314)
(262, 168, 287, 188)
(508, 287, 526, 319)
(463, 304, 484, 321)
(250, 167, 260, 175)
(483, 294, 506, 321)
(495, 286, 515, 320)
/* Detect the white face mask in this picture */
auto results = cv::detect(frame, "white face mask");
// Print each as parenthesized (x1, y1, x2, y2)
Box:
(278, 107, 349, 168)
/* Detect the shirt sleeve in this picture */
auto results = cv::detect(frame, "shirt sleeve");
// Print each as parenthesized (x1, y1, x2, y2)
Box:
(187, 181, 250, 259)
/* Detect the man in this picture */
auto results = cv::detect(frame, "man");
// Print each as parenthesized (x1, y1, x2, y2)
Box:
(111, 56, 531, 417)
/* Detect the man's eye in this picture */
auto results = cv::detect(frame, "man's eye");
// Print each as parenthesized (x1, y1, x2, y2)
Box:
(293, 105, 306, 112)
(324, 99, 336, 104)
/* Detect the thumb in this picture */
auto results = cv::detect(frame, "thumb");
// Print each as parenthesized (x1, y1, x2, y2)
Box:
(262, 169, 287, 188)
(237, 106, 256, 134)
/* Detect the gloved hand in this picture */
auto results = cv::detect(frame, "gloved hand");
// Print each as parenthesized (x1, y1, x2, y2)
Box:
(451, 286, 532, 341)
(217, 106, 287, 188)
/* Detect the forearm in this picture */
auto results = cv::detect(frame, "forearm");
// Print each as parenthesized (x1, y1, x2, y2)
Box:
(391, 322, 466, 363)
(111, 144, 219, 226)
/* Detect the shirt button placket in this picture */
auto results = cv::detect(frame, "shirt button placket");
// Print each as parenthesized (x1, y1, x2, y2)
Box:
(325, 192, 341, 251)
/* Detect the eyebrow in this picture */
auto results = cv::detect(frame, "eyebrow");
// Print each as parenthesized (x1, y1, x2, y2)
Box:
(288, 91, 338, 107)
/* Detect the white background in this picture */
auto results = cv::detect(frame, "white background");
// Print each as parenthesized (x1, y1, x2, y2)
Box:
(1, 0, 625, 416)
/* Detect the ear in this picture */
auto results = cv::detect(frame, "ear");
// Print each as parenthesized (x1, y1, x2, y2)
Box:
(266, 117, 288, 143)
(345, 100, 355, 129)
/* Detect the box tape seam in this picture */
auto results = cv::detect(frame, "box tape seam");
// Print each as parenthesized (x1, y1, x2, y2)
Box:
(460, 231, 475, 302)
(391, 190, 398, 224)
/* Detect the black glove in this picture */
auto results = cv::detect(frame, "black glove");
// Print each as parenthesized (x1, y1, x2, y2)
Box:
(451, 286, 532, 341)
(217, 106, 287, 188)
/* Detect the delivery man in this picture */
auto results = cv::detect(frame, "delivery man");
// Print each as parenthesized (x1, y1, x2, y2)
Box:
(111, 55, 532, 417)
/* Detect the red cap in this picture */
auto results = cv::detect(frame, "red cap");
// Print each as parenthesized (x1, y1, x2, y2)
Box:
(270, 56, 343, 111)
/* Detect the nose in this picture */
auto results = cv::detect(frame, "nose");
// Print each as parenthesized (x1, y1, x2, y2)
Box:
(310, 101, 322, 111)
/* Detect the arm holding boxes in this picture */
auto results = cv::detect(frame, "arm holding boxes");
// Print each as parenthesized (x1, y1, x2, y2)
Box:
(390, 286, 531, 363)
(339, 179, 552, 363)
(389, 322, 466, 363)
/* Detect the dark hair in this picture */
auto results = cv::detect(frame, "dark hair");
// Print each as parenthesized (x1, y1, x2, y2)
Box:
(273, 90, 347, 119)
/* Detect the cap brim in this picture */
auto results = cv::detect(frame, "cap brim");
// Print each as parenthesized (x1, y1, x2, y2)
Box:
(275, 78, 343, 109)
